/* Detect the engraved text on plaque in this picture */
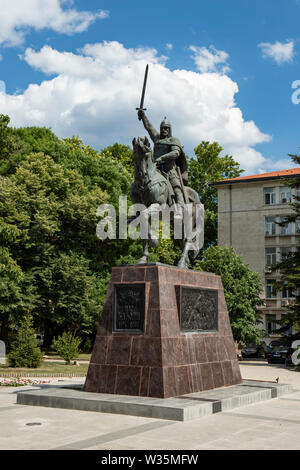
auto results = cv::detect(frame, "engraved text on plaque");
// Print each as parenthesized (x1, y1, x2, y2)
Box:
(114, 283, 145, 332)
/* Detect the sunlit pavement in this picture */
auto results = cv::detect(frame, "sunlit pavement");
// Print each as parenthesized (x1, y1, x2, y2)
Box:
(0, 363, 299, 450)
(239, 359, 300, 387)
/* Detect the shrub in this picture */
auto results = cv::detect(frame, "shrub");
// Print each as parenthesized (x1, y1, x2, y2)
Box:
(81, 337, 93, 353)
(53, 332, 81, 364)
(8, 316, 43, 368)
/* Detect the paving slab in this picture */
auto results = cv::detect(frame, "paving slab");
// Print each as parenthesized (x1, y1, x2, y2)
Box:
(16, 379, 293, 421)
(1, 367, 299, 450)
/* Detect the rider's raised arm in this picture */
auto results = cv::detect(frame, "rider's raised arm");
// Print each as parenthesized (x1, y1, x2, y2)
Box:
(137, 110, 159, 142)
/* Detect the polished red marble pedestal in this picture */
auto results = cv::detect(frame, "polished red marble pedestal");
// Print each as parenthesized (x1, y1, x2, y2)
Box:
(84, 264, 242, 398)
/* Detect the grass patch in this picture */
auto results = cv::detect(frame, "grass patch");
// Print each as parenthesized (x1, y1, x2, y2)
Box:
(42, 352, 91, 361)
(0, 361, 89, 376)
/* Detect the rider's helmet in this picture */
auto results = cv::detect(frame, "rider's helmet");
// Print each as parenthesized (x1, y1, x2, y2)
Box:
(160, 117, 172, 137)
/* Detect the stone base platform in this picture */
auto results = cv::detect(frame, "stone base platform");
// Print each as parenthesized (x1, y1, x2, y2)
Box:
(84, 264, 242, 398)
(16, 380, 293, 422)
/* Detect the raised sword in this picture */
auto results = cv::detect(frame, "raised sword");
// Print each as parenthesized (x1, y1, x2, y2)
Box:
(136, 64, 149, 118)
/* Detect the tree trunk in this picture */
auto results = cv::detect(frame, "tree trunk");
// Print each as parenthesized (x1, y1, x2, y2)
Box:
(0, 320, 9, 344)
(43, 325, 54, 349)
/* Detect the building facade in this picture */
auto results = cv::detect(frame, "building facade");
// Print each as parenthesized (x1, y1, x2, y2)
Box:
(213, 168, 300, 339)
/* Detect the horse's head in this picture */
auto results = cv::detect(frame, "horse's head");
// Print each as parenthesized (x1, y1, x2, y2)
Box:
(132, 136, 152, 158)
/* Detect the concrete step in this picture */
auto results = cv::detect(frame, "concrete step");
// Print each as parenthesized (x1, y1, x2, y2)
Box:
(16, 379, 293, 421)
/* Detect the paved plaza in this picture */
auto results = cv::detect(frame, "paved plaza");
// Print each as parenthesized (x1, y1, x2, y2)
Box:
(0, 361, 300, 450)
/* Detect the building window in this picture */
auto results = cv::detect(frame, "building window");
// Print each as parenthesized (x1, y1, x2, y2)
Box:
(265, 217, 276, 235)
(285, 326, 293, 336)
(296, 187, 300, 200)
(264, 187, 276, 205)
(296, 218, 300, 235)
(266, 314, 278, 334)
(280, 187, 291, 204)
(265, 247, 276, 266)
(280, 246, 292, 259)
(282, 284, 293, 299)
(279, 217, 292, 235)
(266, 281, 277, 299)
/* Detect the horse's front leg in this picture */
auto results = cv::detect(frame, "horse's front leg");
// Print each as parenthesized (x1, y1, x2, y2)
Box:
(147, 203, 160, 248)
(177, 240, 190, 269)
(137, 207, 150, 264)
(138, 239, 149, 264)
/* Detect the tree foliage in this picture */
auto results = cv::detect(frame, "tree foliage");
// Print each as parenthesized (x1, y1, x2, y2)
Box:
(8, 315, 43, 368)
(101, 142, 134, 176)
(0, 217, 37, 340)
(274, 153, 300, 337)
(188, 141, 243, 248)
(0, 114, 24, 175)
(0, 115, 135, 346)
(195, 246, 265, 344)
(53, 331, 81, 364)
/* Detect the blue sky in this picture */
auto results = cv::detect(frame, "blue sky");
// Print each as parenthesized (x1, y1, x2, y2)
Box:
(1, 0, 300, 174)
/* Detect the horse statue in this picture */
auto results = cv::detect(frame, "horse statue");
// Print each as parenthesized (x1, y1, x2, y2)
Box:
(130, 136, 204, 269)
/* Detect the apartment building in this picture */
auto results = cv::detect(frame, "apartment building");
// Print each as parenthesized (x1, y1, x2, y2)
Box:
(213, 168, 300, 338)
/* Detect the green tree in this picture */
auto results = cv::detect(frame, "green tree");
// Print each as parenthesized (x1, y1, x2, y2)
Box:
(53, 332, 81, 364)
(0, 114, 24, 175)
(0, 246, 23, 340)
(274, 154, 300, 338)
(188, 141, 243, 248)
(101, 142, 134, 176)
(8, 315, 43, 368)
(2, 124, 132, 210)
(35, 252, 101, 341)
(195, 246, 264, 344)
(0, 218, 37, 342)
(13, 126, 66, 165)
(0, 151, 110, 345)
(61, 137, 132, 207)
(0, 120, 139, 345)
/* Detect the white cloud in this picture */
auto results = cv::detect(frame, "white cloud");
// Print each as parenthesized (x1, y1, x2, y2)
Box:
(0, 0, 108, 47)
(0, 80, 5, 93)
(0, 41, 270, 172)
(258, 40, 295, 65)
(166, 43, 173, 50)
(256, 158, 297, 174)
(189, 45, 230, 74)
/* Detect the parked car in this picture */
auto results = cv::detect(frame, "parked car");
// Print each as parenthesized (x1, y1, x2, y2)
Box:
(265, 339, 290, 354)
(267, 344, 293, 364)
(241, 343, 266, 359)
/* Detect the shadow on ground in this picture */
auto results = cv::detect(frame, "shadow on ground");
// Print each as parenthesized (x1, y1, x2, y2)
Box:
(240, 360, 295, 371)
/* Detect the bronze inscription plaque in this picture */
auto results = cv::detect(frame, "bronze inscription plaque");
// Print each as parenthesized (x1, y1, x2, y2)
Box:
(180, 286, 218, 332)
(113, 283, 145, 332)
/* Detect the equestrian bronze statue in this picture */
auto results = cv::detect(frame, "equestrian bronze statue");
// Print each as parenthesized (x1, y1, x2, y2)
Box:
(131, 65, 204, 269)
